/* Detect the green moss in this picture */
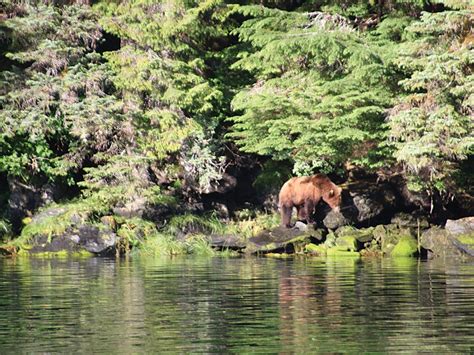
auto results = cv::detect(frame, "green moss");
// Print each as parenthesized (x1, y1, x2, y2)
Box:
(324, 232, 337, 248)
(326, 247, 360, 257)
(16, 216, 71, 246)
(72, 250, 95, 258)
(305, 243, 327, 256)
(391, 235, 418, 257)
(336, 236, 358, 251)
(16, 249, 96, 258)
(265, 253, 292, 258)
(22, 217, 32, 225)
(457, 234, 474, 246)
(217, 249, 240, 257)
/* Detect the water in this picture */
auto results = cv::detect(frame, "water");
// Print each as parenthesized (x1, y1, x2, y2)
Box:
(1, 256, 474, 353)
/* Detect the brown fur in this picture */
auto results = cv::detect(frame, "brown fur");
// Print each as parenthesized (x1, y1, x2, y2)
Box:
(278, 174, 342, 228)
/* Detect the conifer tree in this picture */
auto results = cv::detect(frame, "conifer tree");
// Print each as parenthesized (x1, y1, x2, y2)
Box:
(387, 2, 473, 193)
(228, 5, 392, 175)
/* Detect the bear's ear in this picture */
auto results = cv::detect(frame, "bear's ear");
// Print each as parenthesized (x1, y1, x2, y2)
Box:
(329, 189, 335, 197)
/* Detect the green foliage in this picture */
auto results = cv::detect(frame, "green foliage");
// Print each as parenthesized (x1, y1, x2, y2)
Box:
(1, 0, 473, 246)
(0, 3, 110, 181)
(229, 6, 392, 173)
(0, 218, 12, 242)
(164, 213, 226, 236)
(96, 0, 236, 192)
(253, 160, 292, 195)
(388, 9, 473, 190)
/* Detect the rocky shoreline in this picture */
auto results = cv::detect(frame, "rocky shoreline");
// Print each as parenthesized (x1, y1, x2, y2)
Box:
(1, 208, 473, 260)
(1, 171, 473, 259)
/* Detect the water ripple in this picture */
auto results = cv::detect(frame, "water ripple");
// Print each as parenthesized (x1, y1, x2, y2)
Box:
(1, 256, 474, 353)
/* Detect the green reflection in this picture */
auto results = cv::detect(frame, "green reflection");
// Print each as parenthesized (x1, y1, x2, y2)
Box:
(1, 257, 474, 353)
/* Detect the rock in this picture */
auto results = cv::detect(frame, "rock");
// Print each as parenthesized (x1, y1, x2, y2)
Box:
(247, 226, 312, 254)
(29, 234, 82, 254)
(77, 226, 117, 254)
(113, 197, 147, 218)
(451, 235, 474, 257)
(338, 182, 396, 225)
(335, 226, 374, 243)
(372, 225, 387, 243)
(326, 247, 360, 257)
(446, 217, 474, 257)
(27, 225, 117, 256)
(351, 194, 385, 223)
(6, 178, 66, 231)
(323, 210, 349, 229)
(335, 235, 358, 252)
(391, 212, 429, 229)
(354, 228, 374, 243)
(445, 217, 474, 236)
(210, 202, 230, 221)
(373, 224, 413, 255)
(207, 234, 246, 250)
(200, 173, 237, 194)
(324, 232, 337, 248)
(420, 226, 458, 258)
(294, 221, 308, 232)
(311, 228, 325, 241)
(100, 215, 117, 230)
(31, 207, 68, 224)
(305, 243, 327, 256)
(391, 235, 418, 257)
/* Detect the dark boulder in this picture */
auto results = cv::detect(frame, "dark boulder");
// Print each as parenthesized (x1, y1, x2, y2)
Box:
(420, 226, 458, 258)
(6, 178, 64, 231)
(206, 234, 246, 250)
(27, 225, 117, 256)
(246, 226, 314, 254)
(319, 179, 399, 229)
(323, 210, 350, 230)
(391, 212, 430, 230)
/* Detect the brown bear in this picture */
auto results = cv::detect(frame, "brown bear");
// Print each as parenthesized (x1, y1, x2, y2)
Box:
(278, 174, 342, 228)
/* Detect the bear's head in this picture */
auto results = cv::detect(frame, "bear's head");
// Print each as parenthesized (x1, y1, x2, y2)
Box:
(312, 175, 342, 212)
(324, 185, 342, 212)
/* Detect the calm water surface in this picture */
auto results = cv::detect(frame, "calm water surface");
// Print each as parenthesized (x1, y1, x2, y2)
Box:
(1, 256, 474, 353)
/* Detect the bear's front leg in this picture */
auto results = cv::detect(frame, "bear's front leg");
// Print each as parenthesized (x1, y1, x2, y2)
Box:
(296, 205, 307, 221)
(304, 199, 316, 224)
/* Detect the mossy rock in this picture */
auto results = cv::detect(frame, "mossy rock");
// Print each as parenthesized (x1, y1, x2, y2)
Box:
(305, 243, 327, 256)
(324, 232, 337, 248)
(372, 225, 387, 242)
(265, 253, 292, 258)
(391, 213, 429, 229)
(451, 233, 474, 257)
(354, 228, 375, 243)
(247, 227, 312, 254)
(335, 226, 374, 243)
(326, 246, 360, 257)
(391, 235, 418, 257)
(335, 235, 358, 252)
(456, 234, 474, 246)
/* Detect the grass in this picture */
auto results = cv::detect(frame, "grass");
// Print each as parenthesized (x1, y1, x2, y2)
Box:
(164, 213, 226, 236)
(3, 197, 281, 257)
(220, 211, 280, 239)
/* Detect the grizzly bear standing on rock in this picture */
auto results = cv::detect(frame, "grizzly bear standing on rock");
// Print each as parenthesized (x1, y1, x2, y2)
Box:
(279, 174, 342, 228)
